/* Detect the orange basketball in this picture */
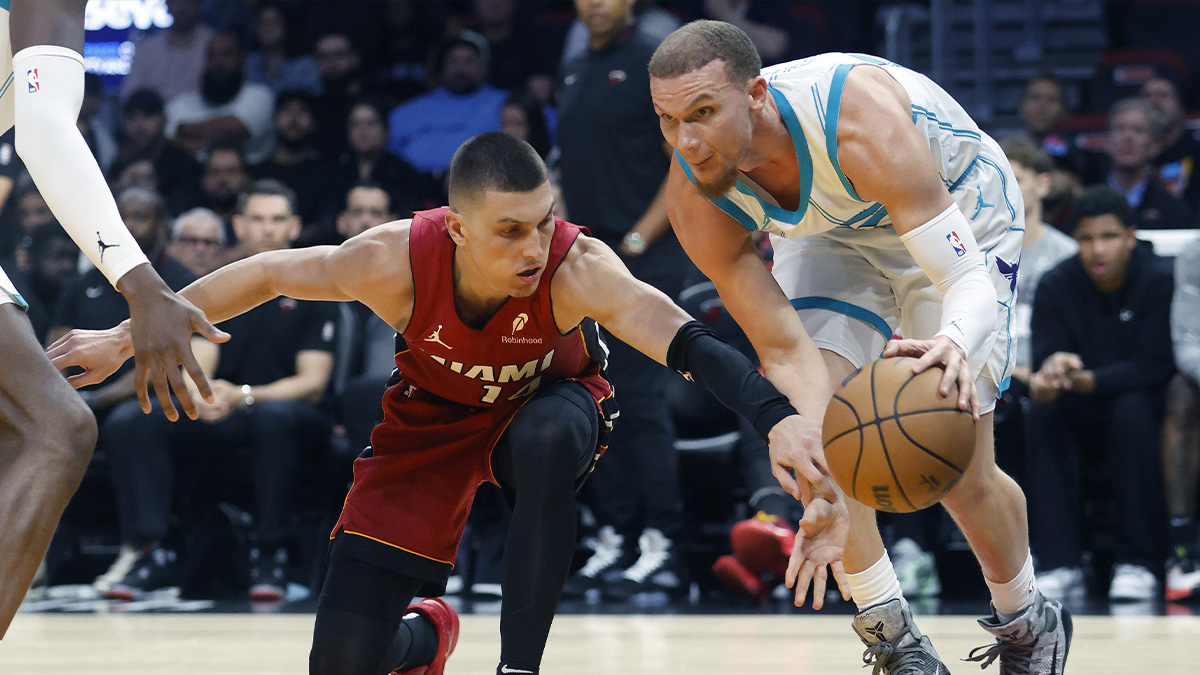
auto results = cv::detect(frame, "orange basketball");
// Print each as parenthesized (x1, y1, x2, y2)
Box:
(821, 357, 975, 512)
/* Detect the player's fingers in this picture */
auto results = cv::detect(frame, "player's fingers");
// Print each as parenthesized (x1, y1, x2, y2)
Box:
(794, 561, 815, 607)
(911, 346, 942, 374)
(832, 561, 851, 600)
(151, 364, 179, 422)
(772, 464, 802, 500)
(66, 370, 107, 389)
(180, 348, 215, 403)
(811, 565, 828, 610)
(195, 314, 231, 344)
(881, 339, 902, 358)
(135, 360, 152, 414)
(165, 363, 199, 421)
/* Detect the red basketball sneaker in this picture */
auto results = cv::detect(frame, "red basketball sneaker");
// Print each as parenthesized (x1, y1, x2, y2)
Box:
(729, 512, 796, 578)
(711, 554, 765, 602)
(392, 598, 460, 675)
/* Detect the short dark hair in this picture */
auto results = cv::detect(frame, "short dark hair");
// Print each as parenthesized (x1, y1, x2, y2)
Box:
(1071, 185, 1135, 230)
(342, 178, 392, 212)
(447, 132, 547, 210)
(275, 88, 315, 113)
(999, 135, 1054, 175)
(649, 20, 762, 84)
(236, 179, 298, 216)
(123, 88, 165, 117)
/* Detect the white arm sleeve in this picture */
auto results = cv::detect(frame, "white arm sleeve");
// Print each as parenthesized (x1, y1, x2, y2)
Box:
(13, 46, 148, 288)
(898, 203, 998, 359)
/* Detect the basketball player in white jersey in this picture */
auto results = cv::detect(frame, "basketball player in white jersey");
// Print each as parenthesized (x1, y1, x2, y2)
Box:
(0, 0, 225, 638)
(650, 21, 1070, 674)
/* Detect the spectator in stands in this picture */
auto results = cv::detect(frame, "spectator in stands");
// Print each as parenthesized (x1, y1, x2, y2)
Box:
(1026, 186, 1174, 603)
(51, 188, 195, 595)
(500, 91, 552, 160)
(993, 137, 1078, 491)
(457, 0, 553, 94)
(166, 32, 276, 164)
(331, 181, 398, 453)
(244, 2, 322, 95)
(1165, 237, 1200, 602)
(120, 0, 214, 103)
(334, 99, 425, 221)
(1001, 137, 1080, 389)
(387, 31, 506, 176)
(249, 89, 335, 244)
(557, 0, 691, 602)
(1100, 97, 1192, 230)
(108, 154, 158, 196)
(119, 89, 202, 216)
(103, 180, 337, 602)
(168, 207, 228, 277)
(81, 73, 118, 173)
(311, 32, 364, 161)
(198, 147, 251, 229)
(0, 129, 24, 250)
(10, 223, 77, 344)
(1142, 76, 1200, 215)
(700, 0, 796, 65)
(1016, 75, 1086, 226)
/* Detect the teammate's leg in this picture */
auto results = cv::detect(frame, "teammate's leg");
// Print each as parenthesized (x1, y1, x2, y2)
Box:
(491, 382, 600, 674)
(309, 543, 440, 675)
(0, 303, 97, 638)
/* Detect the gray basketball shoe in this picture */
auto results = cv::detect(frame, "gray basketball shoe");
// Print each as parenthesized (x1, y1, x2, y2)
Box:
(966, 592, 1072, 674)
(853, 598, 952, 674)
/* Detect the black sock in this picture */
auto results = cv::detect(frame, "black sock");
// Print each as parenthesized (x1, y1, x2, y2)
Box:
(396, 613, 438, 670)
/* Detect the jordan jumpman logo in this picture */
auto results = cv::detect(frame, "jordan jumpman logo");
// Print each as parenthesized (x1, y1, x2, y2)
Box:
(972, 186, 995, 219)
(424, 325, 452, 350)
(96, 231, 120, 262)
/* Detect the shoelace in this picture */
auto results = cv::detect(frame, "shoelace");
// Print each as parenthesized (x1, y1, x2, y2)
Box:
(622, 548, 670, 583)
(964, 639, 1035, 675)
(860, 640, 932, 675)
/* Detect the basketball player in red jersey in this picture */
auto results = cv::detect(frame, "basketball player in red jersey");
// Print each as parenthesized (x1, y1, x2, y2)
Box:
(51, 132, 843, 675)
(0, 1, 224, 638)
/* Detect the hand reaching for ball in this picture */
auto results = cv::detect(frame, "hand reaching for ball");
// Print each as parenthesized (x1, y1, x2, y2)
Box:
(882, 335, 979, 419)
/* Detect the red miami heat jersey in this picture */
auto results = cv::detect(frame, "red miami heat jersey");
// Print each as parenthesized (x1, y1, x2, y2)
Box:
(392, 207, 608, 408)
(333, 207, 613, 571)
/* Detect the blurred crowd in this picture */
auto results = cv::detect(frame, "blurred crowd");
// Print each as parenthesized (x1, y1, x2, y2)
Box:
(16, 1, 1200, 612)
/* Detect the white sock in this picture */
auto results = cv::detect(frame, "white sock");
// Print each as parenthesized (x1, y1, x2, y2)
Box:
(985, 551, 1036, 619)
(847, 553, 904, 611)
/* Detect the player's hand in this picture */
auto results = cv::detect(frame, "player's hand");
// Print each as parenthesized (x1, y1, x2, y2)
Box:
(117, 265, 229, 422)
(882, 336, 979, 419)
(767, 414, 840, 503)
(47, 322, 135, 388)
(784, 495, 851, 609)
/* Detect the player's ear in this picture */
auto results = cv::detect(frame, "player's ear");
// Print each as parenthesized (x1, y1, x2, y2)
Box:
(747, 76, 769, 111)
(444, 210, 468, 245)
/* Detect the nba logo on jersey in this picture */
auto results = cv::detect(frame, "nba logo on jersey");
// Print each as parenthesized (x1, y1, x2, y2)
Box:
(946, 231, 966, 257)
(26, 69, 40, 93)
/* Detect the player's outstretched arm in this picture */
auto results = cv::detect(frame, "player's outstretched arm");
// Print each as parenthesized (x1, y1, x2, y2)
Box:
(836, 66, 996, 416)
(9, 0, 229, 421)
(48, 223, 415, 400)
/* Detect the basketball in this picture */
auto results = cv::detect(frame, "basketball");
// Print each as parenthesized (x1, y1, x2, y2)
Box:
(821, 357, 975, 512)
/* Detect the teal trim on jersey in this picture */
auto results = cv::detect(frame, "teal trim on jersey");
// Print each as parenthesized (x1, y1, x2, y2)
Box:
(998, 376, 1011, 397)
(811, 85, 826, 134)
(790, 297, 892, 339)
(946, 155, 979, 193)
(849, 53, 890, 66)
(910, 105, 982, 140)
(11, 292, 27, 310)
(812, 201, 887, 229)
(0, 73, 13, 102)
(976, 155, 1017, 220)
(0, 0, 10, 11)
(673, 152, 760, 232)
(824, 63, 864, 202)
(674, 86, 813, 232)
(730, 86, 813, 226)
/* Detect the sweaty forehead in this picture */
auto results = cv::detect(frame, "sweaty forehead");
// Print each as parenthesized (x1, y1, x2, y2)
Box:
(651, 63, 737, 107)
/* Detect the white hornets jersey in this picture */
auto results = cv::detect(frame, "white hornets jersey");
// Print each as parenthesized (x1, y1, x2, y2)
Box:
(676, 53, 1014, 239)
(0, 0, 12, 135)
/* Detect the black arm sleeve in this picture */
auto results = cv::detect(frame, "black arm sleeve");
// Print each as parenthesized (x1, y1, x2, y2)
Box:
(666, 321, 798, 439)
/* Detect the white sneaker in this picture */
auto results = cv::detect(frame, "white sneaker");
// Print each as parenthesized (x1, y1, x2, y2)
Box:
(892, 538, 941, 598)
(1036, 565, 1086, 601)
(92, 544, 139, 593)
(1108, 563, 1159, 601)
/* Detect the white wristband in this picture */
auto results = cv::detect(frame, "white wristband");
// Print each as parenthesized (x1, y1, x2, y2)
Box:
(13, 46, 148, 287)
(898, 204, 998, 359)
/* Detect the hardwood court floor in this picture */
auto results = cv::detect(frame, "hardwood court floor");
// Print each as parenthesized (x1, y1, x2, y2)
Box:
(2, 612, 1196, 674)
